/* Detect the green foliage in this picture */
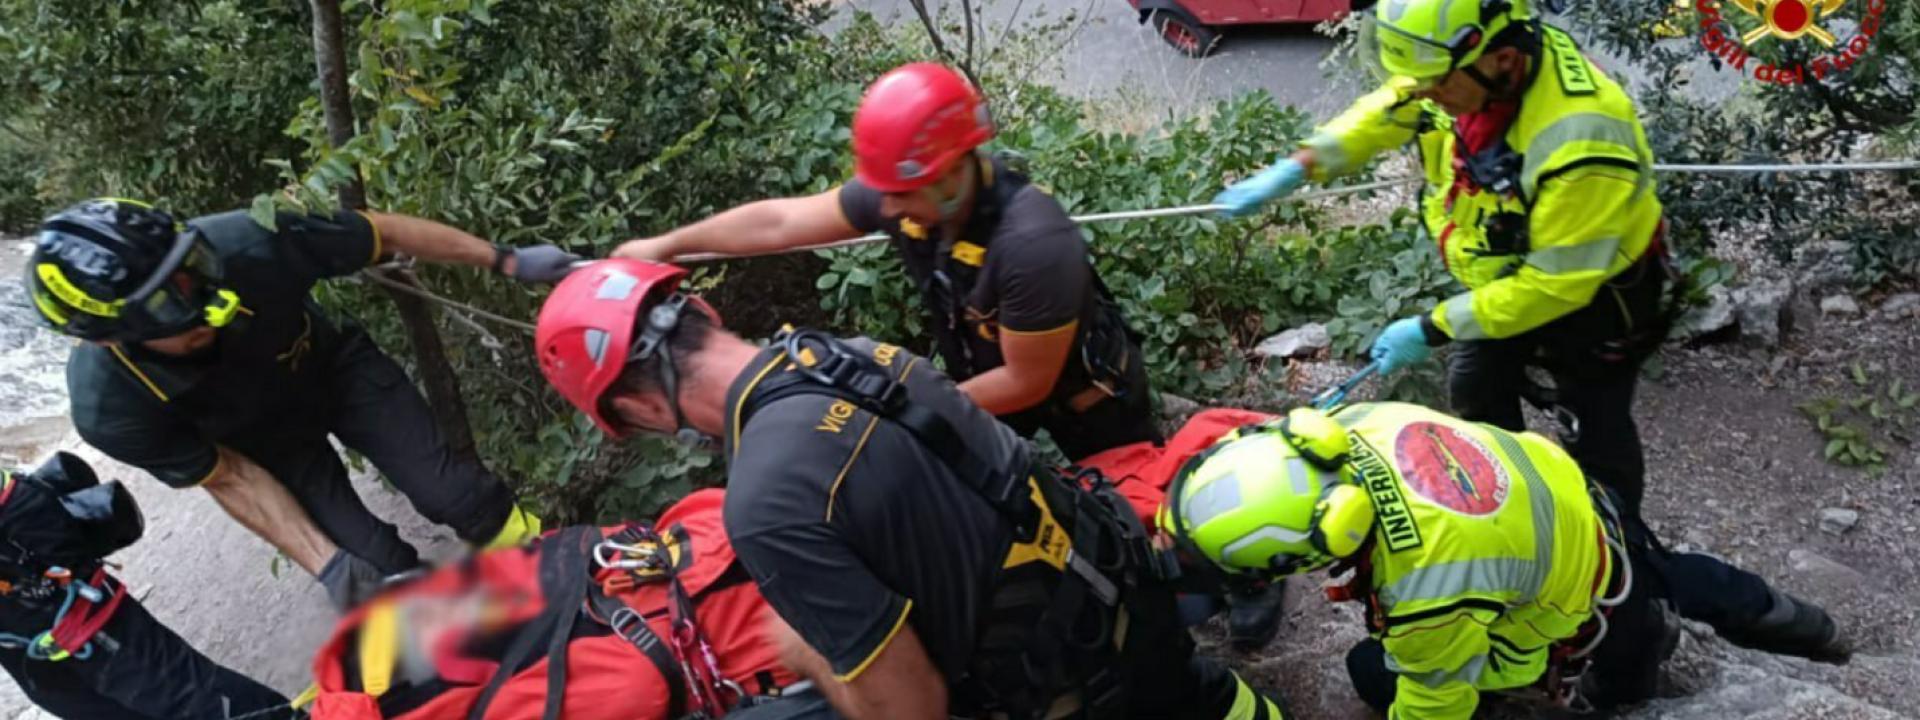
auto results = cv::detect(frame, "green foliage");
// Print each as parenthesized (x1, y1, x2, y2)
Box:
(1798, 365, 1918, 473)
(1569, 1, 1920, 285)
(264, 0, 912, 524)
(0, 0, 312, 213)
(0, 128, 44, 233)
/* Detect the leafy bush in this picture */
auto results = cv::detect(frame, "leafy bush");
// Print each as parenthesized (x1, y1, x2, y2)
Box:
(1799, 364, 1919, 473)
(1568, 1, 1920, 285)
(0, 0, 312, 213)
(0, 129, 44, 233)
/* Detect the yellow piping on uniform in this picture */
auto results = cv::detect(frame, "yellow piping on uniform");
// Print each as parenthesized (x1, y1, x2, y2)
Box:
(356, 210, 384, 266)
(729, 354, 791, 457)
(824, 355, 918, 520)
(825, 416, 881, 523)
(108, 345, 169, 402)
(836, 599, 913, 683)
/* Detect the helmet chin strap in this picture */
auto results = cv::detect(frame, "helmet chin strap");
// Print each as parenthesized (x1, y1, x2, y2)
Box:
(1458, 54, 1523, 103)
(653, 347, 716, 450)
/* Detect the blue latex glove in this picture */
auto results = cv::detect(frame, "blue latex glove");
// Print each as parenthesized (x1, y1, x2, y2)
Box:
(1369, 316, 1435, 374)
(1213, 158, 1308, 217)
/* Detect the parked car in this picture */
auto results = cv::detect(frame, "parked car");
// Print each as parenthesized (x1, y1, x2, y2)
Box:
(1128, 0, 1365, 57)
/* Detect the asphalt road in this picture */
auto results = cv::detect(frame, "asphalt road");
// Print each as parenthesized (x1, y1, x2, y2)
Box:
(828, 0, 1363, 117)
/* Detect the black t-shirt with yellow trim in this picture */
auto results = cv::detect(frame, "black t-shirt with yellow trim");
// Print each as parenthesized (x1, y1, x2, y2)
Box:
(838, 164, 1098, 385)
(66, 209, 382, 488)
(722, 337, 1020, 683)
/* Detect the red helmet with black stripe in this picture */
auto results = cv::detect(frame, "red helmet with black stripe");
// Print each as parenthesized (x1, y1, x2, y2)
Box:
(851, 63, 995, 193)
(534, 259, 718, 437)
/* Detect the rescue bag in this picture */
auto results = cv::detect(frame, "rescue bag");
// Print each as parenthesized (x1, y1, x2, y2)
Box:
(738, 329, 1166, 719)
(309, 490, 795, 720)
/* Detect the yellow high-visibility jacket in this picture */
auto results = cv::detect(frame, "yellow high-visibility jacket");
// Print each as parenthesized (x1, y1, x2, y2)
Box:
(1330, 402, 1613, 720)
(1302, 24, 1663, 340)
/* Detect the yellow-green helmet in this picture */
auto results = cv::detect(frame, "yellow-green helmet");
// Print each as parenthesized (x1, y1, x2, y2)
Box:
(1159, 408, 1376, 578)
(1367, 0, 1530, 86)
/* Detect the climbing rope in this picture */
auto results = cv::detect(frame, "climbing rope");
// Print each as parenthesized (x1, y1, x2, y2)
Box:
(360, 267, 538, 333)
(365, 158, 1919, 335)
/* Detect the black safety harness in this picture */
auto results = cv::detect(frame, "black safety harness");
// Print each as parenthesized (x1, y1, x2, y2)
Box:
(913, 154, 1142, 405)
(738, 328, 1168, 719)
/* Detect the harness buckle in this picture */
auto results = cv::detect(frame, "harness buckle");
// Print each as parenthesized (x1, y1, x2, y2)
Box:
(781, 329, 905, 411)
(606, 607, 657, 650)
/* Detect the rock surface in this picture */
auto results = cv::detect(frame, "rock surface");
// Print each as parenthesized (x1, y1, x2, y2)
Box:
(1878, 292, 1920, 320)
(1254, 322, 1331, 359)
(1679, 283, 1736, 340)
(1794, 240, 1856, 291)
(1730, 278, 1793, 347)
(1817, 507, 1860, 536)
(1820, 294, 1861, 317)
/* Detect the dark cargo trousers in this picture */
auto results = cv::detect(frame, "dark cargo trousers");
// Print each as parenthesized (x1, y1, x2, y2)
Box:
(0, 594, 288, 719)
(1003, 347, 1164, 463)
(1446, 252, 1670, 518)
(229, 331, 515, 574)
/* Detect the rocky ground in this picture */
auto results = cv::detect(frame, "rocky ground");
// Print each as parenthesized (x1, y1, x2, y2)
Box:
(1221, 235, 1920, 718)
(2, 222, 1916, 720)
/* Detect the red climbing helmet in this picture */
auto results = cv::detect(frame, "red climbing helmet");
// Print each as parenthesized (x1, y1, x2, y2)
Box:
(534, 259, 718, 437)
(851, 62, 995, 193)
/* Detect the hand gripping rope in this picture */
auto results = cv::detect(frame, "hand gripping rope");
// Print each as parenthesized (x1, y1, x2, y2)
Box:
(361, 159, 1920, 335)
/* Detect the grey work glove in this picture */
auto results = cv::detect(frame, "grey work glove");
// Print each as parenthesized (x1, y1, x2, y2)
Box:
(503, 244, 585, 284)
(317, 550, 386, 611)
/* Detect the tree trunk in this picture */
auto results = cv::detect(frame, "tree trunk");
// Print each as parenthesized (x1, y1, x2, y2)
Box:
(307, 0, 480, 463)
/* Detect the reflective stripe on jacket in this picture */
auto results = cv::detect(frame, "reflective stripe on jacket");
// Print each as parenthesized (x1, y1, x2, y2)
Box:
(1302, 24, 1663, 341)
(1331, 402, 1610, 720)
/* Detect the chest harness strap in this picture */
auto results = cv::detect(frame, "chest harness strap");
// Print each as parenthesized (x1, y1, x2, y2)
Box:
(914, 155, 1140, 406)
(468, 525, 773, 720)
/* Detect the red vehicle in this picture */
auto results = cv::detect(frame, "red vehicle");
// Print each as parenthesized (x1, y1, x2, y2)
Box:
(1129, 0, 1364, 56)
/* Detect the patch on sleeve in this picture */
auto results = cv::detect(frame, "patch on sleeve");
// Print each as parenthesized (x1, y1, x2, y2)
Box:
(1545, 27, 1597, 96)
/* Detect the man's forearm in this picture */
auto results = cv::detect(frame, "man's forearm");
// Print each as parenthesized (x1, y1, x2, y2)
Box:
(367, 212, 501, 270)
(201, 447, 339, 574)
(958, 367, 1052, 416)
(661, 199, 840, 258)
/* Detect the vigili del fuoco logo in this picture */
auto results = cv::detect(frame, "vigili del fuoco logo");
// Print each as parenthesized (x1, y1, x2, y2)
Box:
(1690, 0, 1887, 85)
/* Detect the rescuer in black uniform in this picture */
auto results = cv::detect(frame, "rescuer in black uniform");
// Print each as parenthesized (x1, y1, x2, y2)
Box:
(25, 198, 577, 608)
(532, 259, 1288, 720)
(614, 62, 1285, 649)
